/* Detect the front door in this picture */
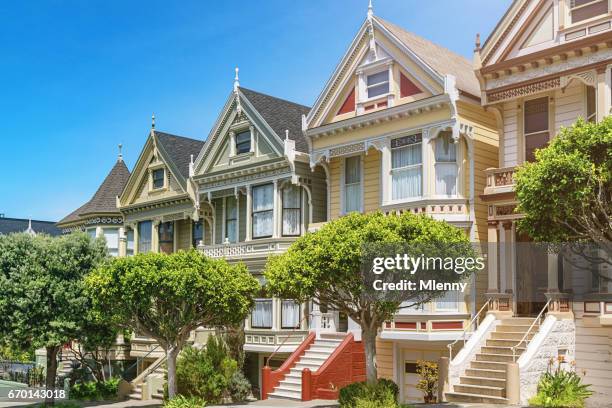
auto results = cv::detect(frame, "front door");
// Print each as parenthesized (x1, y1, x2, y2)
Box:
(401, 349, 442, 403)
(516, 234, 548, 316)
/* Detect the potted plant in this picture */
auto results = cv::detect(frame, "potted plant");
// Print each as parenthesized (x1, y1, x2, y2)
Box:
(416, 360, 438, 404)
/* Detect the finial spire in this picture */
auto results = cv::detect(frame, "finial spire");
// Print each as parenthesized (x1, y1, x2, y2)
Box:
(285, 129, 289, 141)
(234, 67, 240, 92)
(151, 113, 156, 130)
(118, 143, 123, 161)
(474, 33, 481, 52)
(367, 0, 373, 19)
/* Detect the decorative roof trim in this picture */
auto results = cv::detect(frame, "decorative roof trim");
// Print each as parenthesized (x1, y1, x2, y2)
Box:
(120, 194, 191, 214)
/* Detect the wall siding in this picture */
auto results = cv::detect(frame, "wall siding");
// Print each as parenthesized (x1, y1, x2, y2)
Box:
(574, 317, 612, 403)
(176, 219, 192, 250)
(364, 149, 381, 213)
(376, 337, 394, 380)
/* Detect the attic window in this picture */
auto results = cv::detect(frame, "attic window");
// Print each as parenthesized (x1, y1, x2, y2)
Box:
(152, 168, 165, 189)
(570, 0, 608, 23)
(235, 130, 251, 155)
(367, 71, 389, 98)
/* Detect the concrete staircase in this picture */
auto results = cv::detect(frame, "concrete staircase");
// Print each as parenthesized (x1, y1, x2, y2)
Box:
(268, 335, 344, 401)
(128, 359, 167, 401)
(446, 317, 538, 404)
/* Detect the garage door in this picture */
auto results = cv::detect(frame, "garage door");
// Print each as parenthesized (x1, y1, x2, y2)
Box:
(402, 349, 442, 403)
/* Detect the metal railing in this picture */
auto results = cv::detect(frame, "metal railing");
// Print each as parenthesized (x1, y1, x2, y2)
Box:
(511, 299, 551, 362)
(267, 314, 310, 363)
(120, 344, 163, 382)
(447, 298, 491, 361)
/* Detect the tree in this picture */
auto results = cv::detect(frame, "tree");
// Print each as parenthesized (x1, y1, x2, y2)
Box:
(264, 212, 476, 384)
(85, 250, 259, 398)
(515, 117, 612, 267)
(0, 232, 108, 404)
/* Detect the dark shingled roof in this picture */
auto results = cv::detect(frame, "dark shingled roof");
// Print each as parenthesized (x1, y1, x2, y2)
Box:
(0, 217, 61, 236)
(155, 131, 205, 180)
(240, 87, 311, 153)
(58, 159, 130, 225)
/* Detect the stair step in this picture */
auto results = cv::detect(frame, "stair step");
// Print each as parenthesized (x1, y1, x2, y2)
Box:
(294, 362, 322, 371)
(465, 368, 506, 379)
(501, 317, 537, 324)
(486, 339, 528, 347)
(460, 376, 506, 388)
(453, 384, 506, 397)
(308, 346, 337, 353)
(277, 382, 301, 392)
(481, 346, 524, 356)
(312, 340, 342, 347)
(470, 361, 509, 371)
(476, 353, 516, 363)
(302, 350, 332, 358)
(446, 392, 508, 405)
(491, 331, 535, 340)
(128, 392, 142, 400)
(268, 390, 302, 401)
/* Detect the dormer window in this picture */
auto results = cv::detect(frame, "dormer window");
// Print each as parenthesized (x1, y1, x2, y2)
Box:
(570, 0, 608, 24)
(367, 71, 390, 99)
(235, 130, 251, 155)
(152, 168, 165, 189)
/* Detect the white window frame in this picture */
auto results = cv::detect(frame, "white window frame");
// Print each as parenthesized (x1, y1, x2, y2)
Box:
(148, 164, 168, 192)
(252, 183, 274, 239)
(224, 195, 238, 244)
(566, 0, 610, 26)
(433, 132, 460, 198)
(522, 95, 551, 163)
(102, 227, 120, 257)
(341, 154, 364, 214)
(388, 133, 423, 204)
(366, 70, 390, 100)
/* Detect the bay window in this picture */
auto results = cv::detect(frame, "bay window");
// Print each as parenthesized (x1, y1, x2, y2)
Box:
(252, 184, 274, 238)
(344, 156, 362, 213)
(282, 185, 301, 236)
(251, 299, 273, 329)
(138, 221, 152, 253)
(435, 132, 458, 196)
(103, 227, 119, 257)
(225, 196, 237, 243)
(391, 134, 422, 200)
(366, 70, 389, 99)
(158, 221, 174, 254)
(281, 300, 301, 329)
(524, 97, 550, 163)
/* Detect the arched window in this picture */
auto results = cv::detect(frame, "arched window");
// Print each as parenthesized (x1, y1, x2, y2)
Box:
(435, 132, 457, 196)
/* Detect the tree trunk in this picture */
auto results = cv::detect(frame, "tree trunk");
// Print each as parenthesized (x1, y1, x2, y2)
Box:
(45, 345, 60, 406)
(166, 346, 180, 399)
(362, 327, 378, 385)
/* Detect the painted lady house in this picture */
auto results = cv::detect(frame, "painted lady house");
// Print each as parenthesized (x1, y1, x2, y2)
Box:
(440, 0, 612, 405)
(189, 75, 328, 394)
(300, 4, 499, 404)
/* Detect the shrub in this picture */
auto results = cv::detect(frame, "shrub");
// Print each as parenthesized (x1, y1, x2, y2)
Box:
(529, 358, 592, 408)
(339, 379, 399, 408)
(415, 360, 438, 403)
(355, 387, 398, 408)
(163, 395, 206, 408)
(33, 403, 81, 408)
(228, 370, 251, 402)
(69, 377, 120, 400)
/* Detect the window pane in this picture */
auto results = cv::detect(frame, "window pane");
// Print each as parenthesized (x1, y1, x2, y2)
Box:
(345, 184, 361, 212)
(281, 300, 300, 329)
(251, 299, 273, 328)
(392, 144, 421, 169)
(392, 167, 422, 199)
(126, 229, 134, 256)
(138, 221, 152, 253)
(435, 163, 458, 196)
(152, 169, 164, 189)
(236, 130, 251, 154)
(571, 0, 607, 23)
(436, 291, 459, 312)
(253, 184, 274, 211)
(253, 211, 273, 238)
(282, 186, 301, 236)
(435, 133, 457, 162)
(192, 221, 203, 248)
(524, 97, 549, 134)
(87, 228, 97, 240)
(525, 132, 549, 162)
(368, 83, 389, 98)
(367, 70, 389, 86)
(103, 228, 119, 257)
(159, 221, 174, 254)
(282, 185, 300, 208)
(345, 156, 361, 184)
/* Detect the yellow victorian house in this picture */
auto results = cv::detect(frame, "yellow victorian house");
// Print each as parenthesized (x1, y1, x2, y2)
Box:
(303, 5, 499, 403)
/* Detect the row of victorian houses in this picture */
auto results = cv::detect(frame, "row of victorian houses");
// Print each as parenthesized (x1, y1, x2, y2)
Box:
(56, 0, 612, 405)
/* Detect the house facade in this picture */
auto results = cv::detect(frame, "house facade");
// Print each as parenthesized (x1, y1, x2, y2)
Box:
(303, 6, 499, 403)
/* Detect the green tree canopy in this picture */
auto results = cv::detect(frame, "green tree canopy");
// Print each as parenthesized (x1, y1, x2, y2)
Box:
(85, 249, 259, 398)
(0, 231, 109, 402)
(264, 212, 476, 383)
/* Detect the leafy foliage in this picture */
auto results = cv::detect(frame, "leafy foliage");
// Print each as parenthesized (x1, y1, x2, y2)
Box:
(415, 360, 438, 403)
(163, 395, 207, 408)
(339, 379, 399, 408)
(515, 117, 612, 246)
(265, 212, 474, 381)
(69, 377, 120, 400)
(86, 250, 259, 397)
(529, 358, 592, 408)
(227, 370, 251, 402)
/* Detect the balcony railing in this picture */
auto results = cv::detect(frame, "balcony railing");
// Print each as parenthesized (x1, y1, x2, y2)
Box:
(244, 329, 308, 350)
(483, 166, 517, 196)
(198, 237, 298, 259)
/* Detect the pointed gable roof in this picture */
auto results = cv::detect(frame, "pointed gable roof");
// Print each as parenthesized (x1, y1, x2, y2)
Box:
(58, 159, 130, 225)
(376, 17, 480, 97)
(155, 131, 205, 179)
(240, 87, 310, 152)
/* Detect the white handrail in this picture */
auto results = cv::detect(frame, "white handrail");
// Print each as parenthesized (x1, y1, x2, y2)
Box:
(447, 298, 490, 361)
(511, 299, 551, 361)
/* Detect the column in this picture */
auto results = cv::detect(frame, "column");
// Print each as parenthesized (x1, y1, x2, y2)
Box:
(118, 227, 127, 257)
(246, 185, 252, 241)
(152, 220, 160, 253)
(422, 130, 433, 198)
(596, 68, 607, 121)
(249, 126, 255, 153)
(507, 222, 516, 294)
(487, 221, 499, 293)
(229, 131, 236, 157)
(95, 226, 103, 238)
(133, 223, 139, 255)
(380, 141, 391, 205)
(173, 220, 178, 253)
(499, 223, 507, 293)
(547, 252, 559, 293)
(272, 180, 279, 238)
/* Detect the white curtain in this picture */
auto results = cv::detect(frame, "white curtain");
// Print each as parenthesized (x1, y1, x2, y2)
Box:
(253, 184, 274, 238)
(344, 156, 361, 212)
(436, 291, 459, 312)
(252, 299, 273, 328)
(391, 143, 422, 200)
(435, 134, 457, 196)
(281, 300, 300, 328)
(226, 196, 237, 243)
(282, 185, 300, 236)
(126, 229, 134, 256)
(103, 228, 119, 257)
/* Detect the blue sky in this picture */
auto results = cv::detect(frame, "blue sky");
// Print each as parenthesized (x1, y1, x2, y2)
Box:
(0, 0, 512, 221)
